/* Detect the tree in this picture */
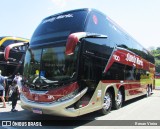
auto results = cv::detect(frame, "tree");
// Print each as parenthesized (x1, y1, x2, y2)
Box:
(151, 47, 160, 73)
(148, 46, 155, 51)
(157, 47, 160, 51)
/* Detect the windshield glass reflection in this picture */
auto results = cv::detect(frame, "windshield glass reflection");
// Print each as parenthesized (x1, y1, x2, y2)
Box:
(23, 45, 78, 88)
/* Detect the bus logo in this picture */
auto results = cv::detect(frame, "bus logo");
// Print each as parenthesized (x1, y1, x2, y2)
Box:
(48, 95, 54, 100)
(113, 54, 120, 61)
(126, 53, 143, 66)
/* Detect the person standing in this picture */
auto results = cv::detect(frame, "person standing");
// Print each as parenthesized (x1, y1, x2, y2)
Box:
(10, 80, 19, 112)
(13, 73, 22, 93)
(0, 70, 6, 108)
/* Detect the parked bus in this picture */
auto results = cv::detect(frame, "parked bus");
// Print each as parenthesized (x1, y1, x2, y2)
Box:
(5, 8, 155, 117)
(0, 36, 29, 78)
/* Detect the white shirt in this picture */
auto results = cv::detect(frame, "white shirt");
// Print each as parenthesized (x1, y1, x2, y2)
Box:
(13, 75, 22, 91)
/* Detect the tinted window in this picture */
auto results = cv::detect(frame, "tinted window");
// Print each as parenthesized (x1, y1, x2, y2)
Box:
(80, 54, 105, 88)
(108, 23, 124, 48)
(86, 11, 109, 35)
(30, 10, 88, 45)
(125, 65, 136, 80)
(148, 53, 155, 64)
(140, 69, 149, 79)
(85, 11, 114, 51)
(103, 62, 125, 80)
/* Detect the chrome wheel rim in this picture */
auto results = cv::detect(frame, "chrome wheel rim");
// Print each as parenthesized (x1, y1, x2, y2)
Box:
(103, 93, 111, 110)
(147, 86, 151, 96)
(116, 91, 122, 105)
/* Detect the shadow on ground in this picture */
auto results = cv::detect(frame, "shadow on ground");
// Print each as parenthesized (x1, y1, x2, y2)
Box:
(0, 93, 154, 127)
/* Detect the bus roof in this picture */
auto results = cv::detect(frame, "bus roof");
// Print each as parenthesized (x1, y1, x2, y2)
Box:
(0, 36, 29, 40)
(0, 36, 29, 46)
(43, 8, 105, 21)
(33, 8, 154, 62)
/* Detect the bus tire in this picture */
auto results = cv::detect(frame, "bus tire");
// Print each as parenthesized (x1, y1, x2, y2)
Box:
(100, 91, 112, 115)
(113, 90, 123, 110)
(146, 86, 151, 97)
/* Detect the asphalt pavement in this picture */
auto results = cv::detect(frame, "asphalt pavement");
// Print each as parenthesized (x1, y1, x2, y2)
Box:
(1, 90, 160, 129)
(0, 100, 22, 113)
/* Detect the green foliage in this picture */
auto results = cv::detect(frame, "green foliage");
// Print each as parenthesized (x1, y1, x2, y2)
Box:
(151, 47, 160, 73)
(155, 79, 160, 86)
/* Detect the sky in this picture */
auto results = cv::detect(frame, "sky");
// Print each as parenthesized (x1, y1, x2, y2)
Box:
(0, 0, 160, 49)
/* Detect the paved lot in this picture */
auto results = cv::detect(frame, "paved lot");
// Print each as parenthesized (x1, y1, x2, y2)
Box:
(0, 90, 160, 129)
(0, 101, 22, 113)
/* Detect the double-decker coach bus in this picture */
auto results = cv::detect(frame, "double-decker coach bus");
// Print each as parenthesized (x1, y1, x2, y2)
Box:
(0, 36, 29, 78)
(5, 8, 155, 117)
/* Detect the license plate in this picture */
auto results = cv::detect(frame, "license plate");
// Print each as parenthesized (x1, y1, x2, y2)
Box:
(32, 108, 42, 114)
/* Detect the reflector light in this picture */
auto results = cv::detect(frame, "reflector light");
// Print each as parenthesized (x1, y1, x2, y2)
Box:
(93, 15, 98, 24)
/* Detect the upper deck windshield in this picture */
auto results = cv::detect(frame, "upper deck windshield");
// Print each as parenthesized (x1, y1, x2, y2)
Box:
(30, 10, 88, 46)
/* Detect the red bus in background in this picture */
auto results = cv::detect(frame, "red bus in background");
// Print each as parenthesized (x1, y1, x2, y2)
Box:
(5, 8, 155, 117)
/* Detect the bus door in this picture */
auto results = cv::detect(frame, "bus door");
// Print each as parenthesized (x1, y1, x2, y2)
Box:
(77, 39, 107, 110)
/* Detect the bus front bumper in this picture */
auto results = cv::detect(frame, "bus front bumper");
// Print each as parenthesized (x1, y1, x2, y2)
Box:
(20, 87, 88, 117)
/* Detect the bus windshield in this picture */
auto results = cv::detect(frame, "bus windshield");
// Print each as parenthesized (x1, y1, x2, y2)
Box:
(30, 10, 88, 46)
(23, 45, 78, 89)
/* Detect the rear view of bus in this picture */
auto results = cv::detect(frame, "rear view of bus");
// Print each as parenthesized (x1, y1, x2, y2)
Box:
(20, 8, 155, 117)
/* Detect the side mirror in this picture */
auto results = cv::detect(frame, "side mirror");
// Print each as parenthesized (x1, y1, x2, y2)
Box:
(4, 42, 29, 60)
(65, 32, 86, 55)
(65, 32, 107, 55)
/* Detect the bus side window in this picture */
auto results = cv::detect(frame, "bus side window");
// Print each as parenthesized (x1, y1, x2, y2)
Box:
(103, 62, 125, 80)
(125, 65, 142, 81)
(135, 69, 141, 80)
(85, 11, 115, 48)
(86, 12, 108, 35)
(81, 55, 105, 89)
(125, 65, 136, 80)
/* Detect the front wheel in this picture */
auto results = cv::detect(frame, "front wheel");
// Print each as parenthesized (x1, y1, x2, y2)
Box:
(100, 91, 112, 115)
